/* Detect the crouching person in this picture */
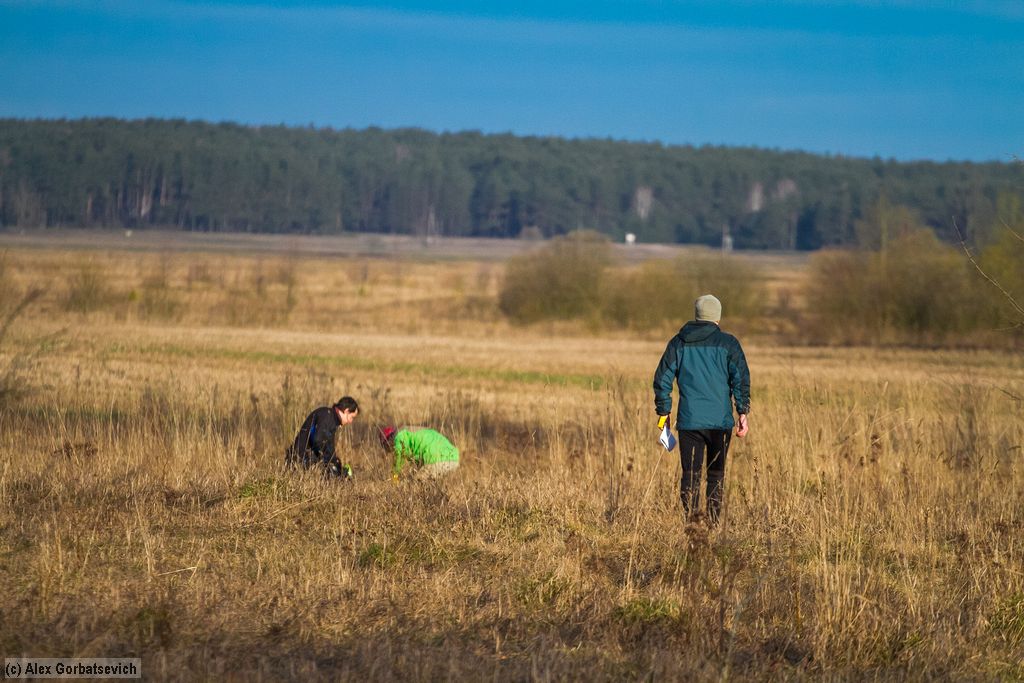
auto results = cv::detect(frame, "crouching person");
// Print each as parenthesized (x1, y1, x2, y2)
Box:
(379, 426, 460, 480)
(286, 396, 359, 479)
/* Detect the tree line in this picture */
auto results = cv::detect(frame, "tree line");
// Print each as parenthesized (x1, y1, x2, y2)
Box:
(0, 117, 1020, 249)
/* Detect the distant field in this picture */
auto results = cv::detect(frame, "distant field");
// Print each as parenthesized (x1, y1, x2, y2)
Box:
(0, 227, 810, 267)
(0, 230, 807, 337)
(0, 237, 1020, 681)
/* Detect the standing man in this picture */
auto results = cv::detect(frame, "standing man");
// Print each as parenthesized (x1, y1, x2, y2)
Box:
(653, 295, 750, 524)
(286, 396, 360, 479)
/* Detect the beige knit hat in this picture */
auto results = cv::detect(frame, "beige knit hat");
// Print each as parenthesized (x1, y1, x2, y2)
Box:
(695, 294, 722, 322)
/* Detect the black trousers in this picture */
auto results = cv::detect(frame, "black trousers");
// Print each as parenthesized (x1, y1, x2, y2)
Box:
(678, 429, 732, 522)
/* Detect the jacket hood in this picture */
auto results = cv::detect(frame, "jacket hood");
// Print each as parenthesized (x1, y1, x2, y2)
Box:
(679, 320, 719, 343)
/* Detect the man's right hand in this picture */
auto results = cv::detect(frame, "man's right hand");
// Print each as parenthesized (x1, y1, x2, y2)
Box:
(736, 413, 749, 438)
(657, 414, 669, 430)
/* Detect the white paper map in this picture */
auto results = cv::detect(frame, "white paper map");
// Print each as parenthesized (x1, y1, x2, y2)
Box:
(658, 424, 677, 451)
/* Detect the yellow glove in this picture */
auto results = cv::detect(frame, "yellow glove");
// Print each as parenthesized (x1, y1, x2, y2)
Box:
(657, 415, 669, 430)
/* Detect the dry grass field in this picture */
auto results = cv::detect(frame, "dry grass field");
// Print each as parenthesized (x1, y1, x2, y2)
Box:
(0, 235, 1022, 681)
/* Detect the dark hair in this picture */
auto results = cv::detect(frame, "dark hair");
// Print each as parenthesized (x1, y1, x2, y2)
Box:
(334, 396, 359, 413)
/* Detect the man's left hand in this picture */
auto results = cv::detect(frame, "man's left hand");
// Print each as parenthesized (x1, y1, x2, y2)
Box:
(736, 413, 749, 438)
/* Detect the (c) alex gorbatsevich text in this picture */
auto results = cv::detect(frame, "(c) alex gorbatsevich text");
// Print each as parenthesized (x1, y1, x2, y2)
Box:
(4, 658, 141, 679)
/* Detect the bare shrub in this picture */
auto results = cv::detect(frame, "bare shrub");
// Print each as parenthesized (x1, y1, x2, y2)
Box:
(0, 288, 43, 406)
(688, 256, 764, 319)
(0, 255, 48, 405)
(212, 257, 302, 327)
(186, 261, 213, 290)
(499, 231, 611, 323)
(603, 259, 686, 329)
(63, 261, 113, 313)
(275, 255, 299, 311)
(501, 236, 763, 329)
(805, 229, 996, 344)
(137, 257, 182, 321)
(604, 256, 765, 329)
(978, 226, 1024, 328)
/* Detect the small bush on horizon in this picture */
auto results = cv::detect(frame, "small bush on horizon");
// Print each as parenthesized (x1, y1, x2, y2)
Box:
(499, 230, 611, 324)
(805, 227, 1015, 344)
(500, 232, 765, 329)
(137, 260, 183, 321)
(604, 256, 764, 329)
(979, 225, 1024, 327)
(63, 261, 114, 313)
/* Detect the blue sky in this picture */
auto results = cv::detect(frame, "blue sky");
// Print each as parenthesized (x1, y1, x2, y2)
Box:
(1, 0, 1022, 161)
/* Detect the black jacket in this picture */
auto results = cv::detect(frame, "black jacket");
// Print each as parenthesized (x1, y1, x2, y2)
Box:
(287, 406, 341, 467)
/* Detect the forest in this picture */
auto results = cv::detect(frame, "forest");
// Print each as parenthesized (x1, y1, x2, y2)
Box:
(1, 117, 1020, 249)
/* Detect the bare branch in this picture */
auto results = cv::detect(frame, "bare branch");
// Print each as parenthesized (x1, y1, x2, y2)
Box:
(998, 386, 1023, 404)
(1005, 156, 1024, 243)
(0, 288, 42, 345)
(999, 217, 1024, 244)
(0, 288, 47, 406)
(953, 218, 1024, 322)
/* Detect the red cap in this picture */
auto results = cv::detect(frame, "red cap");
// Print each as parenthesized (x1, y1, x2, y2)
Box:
(378, 426, 397, 447)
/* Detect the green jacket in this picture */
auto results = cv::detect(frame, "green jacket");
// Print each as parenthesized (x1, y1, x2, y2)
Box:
(392, 428, 459, 475)
(653, 321, 750, 430)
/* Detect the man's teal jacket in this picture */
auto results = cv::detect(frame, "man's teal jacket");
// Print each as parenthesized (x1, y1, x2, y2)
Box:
(653, 321, 750, 430)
